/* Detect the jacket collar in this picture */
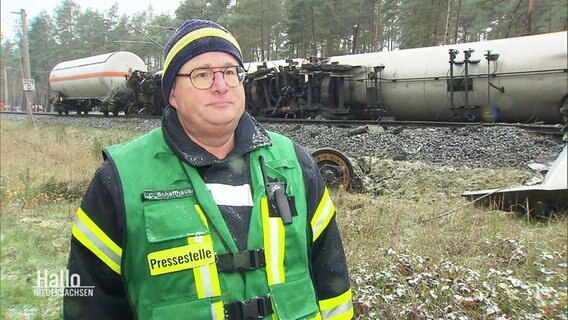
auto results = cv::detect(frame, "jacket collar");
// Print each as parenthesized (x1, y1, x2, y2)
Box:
(161, 106, 272, 167)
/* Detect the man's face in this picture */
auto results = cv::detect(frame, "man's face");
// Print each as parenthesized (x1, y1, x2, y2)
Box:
(169, 51, 245, 137)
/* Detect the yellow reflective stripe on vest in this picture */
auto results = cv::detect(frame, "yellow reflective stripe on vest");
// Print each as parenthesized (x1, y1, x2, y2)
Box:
(261, 196, 286, 285)
(71, 207, 122, 274)
(194, 204, 209, 227)
(311, 188, 336, 242)
(191, 205, 221, 299)
(319, 289, 354, 320)
(211, 301, 224, 320)
(311, 313, 323, 320)
(163, 27, 242, 76)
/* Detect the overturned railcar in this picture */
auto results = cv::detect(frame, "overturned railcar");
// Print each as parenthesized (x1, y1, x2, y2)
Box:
(245, 31, 567, 123)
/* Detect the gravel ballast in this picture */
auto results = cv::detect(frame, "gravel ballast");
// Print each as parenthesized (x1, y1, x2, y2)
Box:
(3, 113, 565, 170)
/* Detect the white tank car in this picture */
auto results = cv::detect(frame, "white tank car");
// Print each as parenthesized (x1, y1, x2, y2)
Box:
(328, 31, 567, 123)
(49, 51, 147, 101)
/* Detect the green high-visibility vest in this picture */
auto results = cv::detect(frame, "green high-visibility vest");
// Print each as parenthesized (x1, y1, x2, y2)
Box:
(107, 127, 320, 319)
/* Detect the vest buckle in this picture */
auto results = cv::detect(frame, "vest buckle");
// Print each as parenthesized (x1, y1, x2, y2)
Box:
(217, 249, 266, 273)
(224, 295, 273, 320)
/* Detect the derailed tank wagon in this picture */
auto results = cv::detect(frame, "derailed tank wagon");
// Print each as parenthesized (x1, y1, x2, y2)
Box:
(244, 31, 567, 124)
(49, 51, 148, 116)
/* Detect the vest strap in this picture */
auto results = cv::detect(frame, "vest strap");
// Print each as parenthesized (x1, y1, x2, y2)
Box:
(224, 295, 273, 320)
(217, 249, 266, 273)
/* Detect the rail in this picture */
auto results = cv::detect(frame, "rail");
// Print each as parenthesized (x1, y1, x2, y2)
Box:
(1, 111, 565, 137)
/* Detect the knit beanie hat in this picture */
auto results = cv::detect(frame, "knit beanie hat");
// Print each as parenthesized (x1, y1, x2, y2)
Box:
(161, 19, 243, 102)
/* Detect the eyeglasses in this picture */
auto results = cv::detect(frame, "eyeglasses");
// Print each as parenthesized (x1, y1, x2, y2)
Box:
(176, 66, 246, 90)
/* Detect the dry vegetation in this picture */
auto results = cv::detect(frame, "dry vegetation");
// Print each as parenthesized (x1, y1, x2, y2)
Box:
(0, 119, 138, 318)
(1, 118, 566, 319)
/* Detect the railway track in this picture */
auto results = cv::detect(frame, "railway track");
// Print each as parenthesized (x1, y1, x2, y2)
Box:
(2, 111, 564, 137)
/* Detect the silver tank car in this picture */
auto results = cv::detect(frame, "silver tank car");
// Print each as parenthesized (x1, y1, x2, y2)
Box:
(49, 51, 147, 115)
(327, 31, 567, 123)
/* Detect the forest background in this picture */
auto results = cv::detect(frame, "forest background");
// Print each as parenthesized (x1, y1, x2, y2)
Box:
(1, 0, 567, 109)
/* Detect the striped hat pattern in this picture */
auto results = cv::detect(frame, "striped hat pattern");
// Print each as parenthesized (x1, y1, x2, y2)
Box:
(161, 19, 243, 102)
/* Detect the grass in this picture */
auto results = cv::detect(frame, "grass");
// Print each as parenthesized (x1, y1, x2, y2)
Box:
(1, 118, 566, 319)
(1, 119, 138, 319)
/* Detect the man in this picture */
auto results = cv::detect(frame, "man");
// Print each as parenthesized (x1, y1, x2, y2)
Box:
(64, 19, 353, 319)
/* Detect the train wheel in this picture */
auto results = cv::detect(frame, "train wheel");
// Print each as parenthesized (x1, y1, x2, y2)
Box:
(312, 148, 363, 192)
(139, 107, 151, 116)
(560, 97, 568, 141)
(560, 97, 568, 124)
(127, 102, 141, 115)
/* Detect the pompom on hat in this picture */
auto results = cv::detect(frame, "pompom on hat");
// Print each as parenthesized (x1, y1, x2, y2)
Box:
(161, 19, 243, 101)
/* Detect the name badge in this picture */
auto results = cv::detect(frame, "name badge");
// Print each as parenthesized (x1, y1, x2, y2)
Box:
(147, 240, 215, 276)
(142, 187, 194, 201)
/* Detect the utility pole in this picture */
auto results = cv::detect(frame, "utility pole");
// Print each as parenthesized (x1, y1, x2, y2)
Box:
(13, 9, 34, 122)
(3, 67, 8, 107)
(20, 9, 32, 88)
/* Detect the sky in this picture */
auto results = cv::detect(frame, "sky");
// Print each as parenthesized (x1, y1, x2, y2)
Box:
(0, 0, 181, 42)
